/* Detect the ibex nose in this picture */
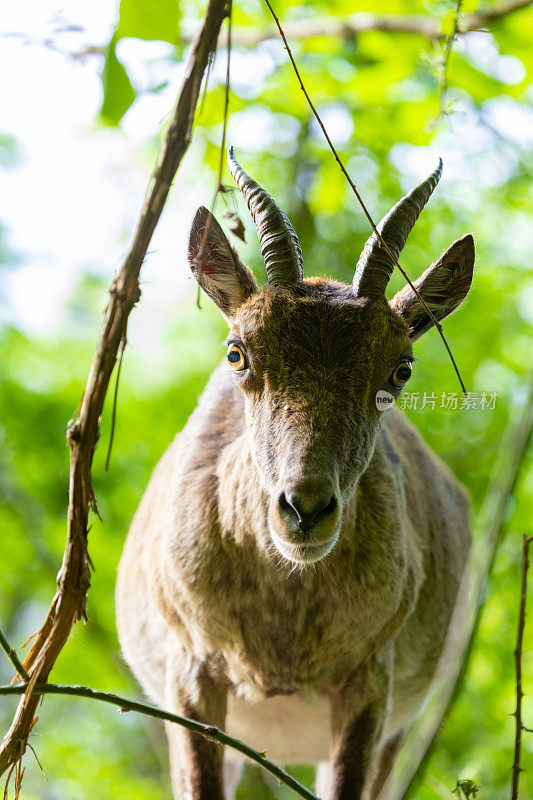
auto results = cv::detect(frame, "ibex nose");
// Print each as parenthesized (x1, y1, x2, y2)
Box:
(279, 479, 337, 534)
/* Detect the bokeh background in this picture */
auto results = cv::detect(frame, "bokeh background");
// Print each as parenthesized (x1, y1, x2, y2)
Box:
(1, 0, 532, 798)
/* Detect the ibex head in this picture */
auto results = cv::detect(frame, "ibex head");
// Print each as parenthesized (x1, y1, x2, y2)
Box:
(188, 149, 474, 565)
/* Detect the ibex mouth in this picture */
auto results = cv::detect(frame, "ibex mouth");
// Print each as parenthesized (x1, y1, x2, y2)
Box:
(269, 528, 340, 565)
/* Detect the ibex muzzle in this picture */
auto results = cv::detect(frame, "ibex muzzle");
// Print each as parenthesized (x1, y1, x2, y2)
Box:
(116, 149, 474, 800)
(273, 476, 341, 562)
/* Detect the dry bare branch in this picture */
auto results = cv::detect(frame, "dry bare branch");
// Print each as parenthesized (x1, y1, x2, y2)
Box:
(511, 533, 532, 800)
(0, 0, 228, 777)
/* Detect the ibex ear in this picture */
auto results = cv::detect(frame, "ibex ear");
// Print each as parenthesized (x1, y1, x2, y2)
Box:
(188, 206, 257, 321)
(390, 234, 475, 341)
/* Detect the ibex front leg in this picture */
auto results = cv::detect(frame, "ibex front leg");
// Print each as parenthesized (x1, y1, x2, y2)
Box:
(165, 649, 227, 800)
(327, 653, 392, 800)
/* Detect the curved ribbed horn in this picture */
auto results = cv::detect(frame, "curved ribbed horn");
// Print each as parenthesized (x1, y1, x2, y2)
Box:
(227, 146, 303, 286)
(353, 159, 443, 298)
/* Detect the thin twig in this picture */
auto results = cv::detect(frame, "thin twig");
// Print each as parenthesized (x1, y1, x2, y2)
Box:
(435, 0, 464, 121)
(0, 630, 28, 683)
(196, 0, 233, 308)
(2, 757, 24, 800)
(511, 533, 532, 800)
(210, 0, 232, 219)
(26, 744, 46, 778)
(0, 682, 319, 800)
(263, 0, 467, 394)
(104, 333, 127, 472)
(197, 50, 215, 119)
(0, 0, 228, 778)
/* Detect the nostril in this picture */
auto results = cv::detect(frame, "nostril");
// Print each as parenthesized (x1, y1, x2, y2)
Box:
(278, 491, 304, 530)
(304, 495, 337, 531)
(281, 491, 337, 533)
(278, 491, 294, 518)
(321, 495, 337, 519)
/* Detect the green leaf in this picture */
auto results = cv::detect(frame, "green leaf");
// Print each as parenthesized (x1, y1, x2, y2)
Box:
(100, 34, 136, 125)
(117, 0, 180, 43)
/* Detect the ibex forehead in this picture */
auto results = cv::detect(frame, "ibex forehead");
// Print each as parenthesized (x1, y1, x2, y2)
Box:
(231, 279, 411, 366)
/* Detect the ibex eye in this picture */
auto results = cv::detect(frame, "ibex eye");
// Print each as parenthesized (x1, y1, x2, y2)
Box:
(227, 344, 246, 371)
(391, 360, 412, 388)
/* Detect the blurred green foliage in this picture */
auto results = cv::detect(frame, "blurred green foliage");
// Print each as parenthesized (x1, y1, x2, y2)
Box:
(1, 1, 532, 799)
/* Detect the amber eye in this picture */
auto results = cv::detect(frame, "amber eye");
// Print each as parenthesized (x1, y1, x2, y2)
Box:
(227, 344, 246, 371)
(391, 360, 412, 388)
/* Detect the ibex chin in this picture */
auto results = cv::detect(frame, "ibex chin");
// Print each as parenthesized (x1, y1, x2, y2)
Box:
(116, 148, 474, 800)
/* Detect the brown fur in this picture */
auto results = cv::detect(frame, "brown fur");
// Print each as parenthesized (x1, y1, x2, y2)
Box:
(116, 212, 474, 799)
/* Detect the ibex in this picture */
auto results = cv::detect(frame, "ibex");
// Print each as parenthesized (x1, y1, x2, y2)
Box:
(116, 148, 474, 800)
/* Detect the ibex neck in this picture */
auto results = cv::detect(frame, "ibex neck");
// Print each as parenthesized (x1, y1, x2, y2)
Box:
(217, 432, 272, 551)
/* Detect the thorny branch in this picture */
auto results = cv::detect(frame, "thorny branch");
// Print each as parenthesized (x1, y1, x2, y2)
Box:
(511, 533, 532, 800)
(263, 0, 467, 393)
(0, 0, 228, 779)
(0, 682, 319, 800)
(104, 332, 127, 472)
